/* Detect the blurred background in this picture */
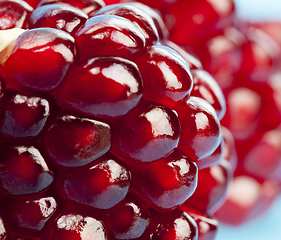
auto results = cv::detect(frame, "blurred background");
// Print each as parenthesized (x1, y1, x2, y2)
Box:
(217, 0, 281, 239)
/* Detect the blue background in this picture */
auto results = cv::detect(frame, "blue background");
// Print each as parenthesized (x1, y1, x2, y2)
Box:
(217, 0, 281, 239)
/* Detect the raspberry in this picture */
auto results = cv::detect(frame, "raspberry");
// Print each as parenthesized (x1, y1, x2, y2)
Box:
(0, 1, 228, 239)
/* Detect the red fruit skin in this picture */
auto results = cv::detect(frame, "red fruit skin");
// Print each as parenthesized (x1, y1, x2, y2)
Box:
(75, 15, 145, 62)
(0, 90, 51, 139)
(38, 0, 105, 16)
(0, 144, 54, 195)
(29, 4, 89, 35)
(112, 101, 181, 163)
(44, 115, 111, 167)
(0, 28, 76, 91)
(43, 211, 108, 240)
(62, 156, 131, 209)
(191, 69, 226, 121)
(136, 44, 193, 108)
(7, 193, 58, 236)
(0, 0, 33, 29)
(175, 96, 221, 162)
(132, 150, 198, 212)
(107, 194, 150, 239)
(214, 175, 279, 225)
(95, 3, 159, 45)
(183, 159, 232, 215)
(182, 207, 218, 240)
(57, 57, 143, 119)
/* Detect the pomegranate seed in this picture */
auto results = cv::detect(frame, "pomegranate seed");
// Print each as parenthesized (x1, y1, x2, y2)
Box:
(136, 44, 193, 108)
(148, 210, 198, 240)
(182, 207, 218, 240)
(8, 193, 58, 235)
(112, 101, 181, 163)
(0, 90, 51, 139)
(57, 56, 143, 118)
(38, 0, 105, 16)
(44, 115, 111, 167)
(133, 150, 198, 211)
(75, 14, 145, 61)
(162, 40, 203, 70)
(0, 0, 33, 30)
(29, 4, 89, 35)
(62, 157, 131, 209)
(190, 69, 226, 120)
(175, 96, 221, 162)
(183, 159, 232, 215)
(0, 144, 54, 195)
(43, 211, 108, 239)
(214, 175, 279, 225)
(129, 2, 169, 40)
(0, 28, 76, 91)
(95, 3, 159, 45)
(107, 194, 150, 239)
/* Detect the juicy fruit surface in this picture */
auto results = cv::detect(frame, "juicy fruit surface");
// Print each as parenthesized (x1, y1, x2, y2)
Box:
(0, 0, 229, 239)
